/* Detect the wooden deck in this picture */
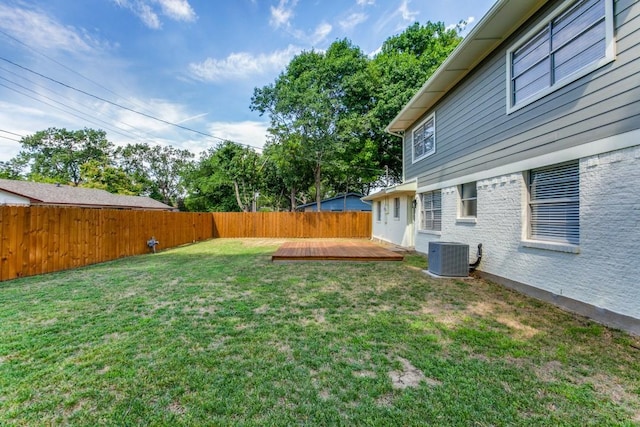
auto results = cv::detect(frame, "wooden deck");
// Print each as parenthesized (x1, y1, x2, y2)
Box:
(272, 240, 404, 262)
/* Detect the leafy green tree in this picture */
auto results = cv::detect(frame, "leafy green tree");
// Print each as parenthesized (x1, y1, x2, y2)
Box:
(116, 143, 194, 207)
(370, 22, 463, 180)
(0, 156, 28, 180)
(19, 128, 114, 186)
(184, 141, 263, 212)
(80, 160, 143, 195)
(252, 39, 380, 209)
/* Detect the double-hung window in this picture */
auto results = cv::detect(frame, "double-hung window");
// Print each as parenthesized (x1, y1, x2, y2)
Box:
(393, 197, 400, 219)
(412, 114, 435, 162)
(528, 161, 579, 245)
(507, 0, 614, 112)
(459, 182, 477, 218)
(420, 190, 441, 231)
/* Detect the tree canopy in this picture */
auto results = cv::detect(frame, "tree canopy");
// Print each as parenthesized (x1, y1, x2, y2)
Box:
(1, 20, 463, 212)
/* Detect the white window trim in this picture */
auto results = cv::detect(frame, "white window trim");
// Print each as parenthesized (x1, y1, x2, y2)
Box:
(505, 0, 615, 114)
(522, 163, 580, 252)
(419, 190, 441, 232)
(393, 197, 401, 220)
(411, 113, 436, 163)
(458, 182, 478, 220)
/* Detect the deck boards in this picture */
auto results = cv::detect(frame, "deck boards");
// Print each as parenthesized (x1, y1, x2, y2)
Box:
(272, 240, 404, 262)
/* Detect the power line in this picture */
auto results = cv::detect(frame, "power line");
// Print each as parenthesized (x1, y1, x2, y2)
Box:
(0, 72, 169, 145)
(0, 134, 21, 142)
(0, 81, 162, 145)
(0, 29, 164, 118)
(0, 129, 25, 138)
(0, 56, 264, 152)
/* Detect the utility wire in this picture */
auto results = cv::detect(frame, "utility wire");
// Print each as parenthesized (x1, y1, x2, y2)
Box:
(0, 29, 162, 117)
(0, 56, 264, 151)
(0, 134, 21, 142)
(0, 129, 25, 138)
(0, 72, 171, 144)
(0, 82, 164, 145)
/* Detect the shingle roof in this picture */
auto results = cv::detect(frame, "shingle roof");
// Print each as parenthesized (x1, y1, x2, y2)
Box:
(0, 179, 174, 210)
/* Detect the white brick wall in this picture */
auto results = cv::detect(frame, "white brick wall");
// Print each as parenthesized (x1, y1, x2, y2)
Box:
(371, 196, 415, 247)
(415, 144, 640, 321)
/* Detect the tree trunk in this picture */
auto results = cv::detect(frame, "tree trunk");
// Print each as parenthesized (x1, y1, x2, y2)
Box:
(315, 165, 322, 212)
(233, 181, 248, 212)
(290, 187, 297, 212)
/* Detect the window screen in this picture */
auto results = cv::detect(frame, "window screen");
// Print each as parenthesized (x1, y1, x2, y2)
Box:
(412, 115, 435, 162)
(421, 191, 442, 231)
(529, 161, 579, 244)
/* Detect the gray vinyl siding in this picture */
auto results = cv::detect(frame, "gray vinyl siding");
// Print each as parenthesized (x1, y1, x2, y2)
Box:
(405, 0, 640, 187)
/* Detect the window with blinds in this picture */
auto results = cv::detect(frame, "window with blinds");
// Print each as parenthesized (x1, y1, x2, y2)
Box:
(507, 0, 613, 111)
(421, 190, 441, 231)
(529, 161, 579, 245)
(412, 114, 435, 162)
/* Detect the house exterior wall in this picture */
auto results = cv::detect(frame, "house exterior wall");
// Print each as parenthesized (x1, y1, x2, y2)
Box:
(415, 141, 640, 324)
(402, 0, 640, 331)
(302, 196, 371, 212)
(404, 0, 640, 188)
(372, 196, 414, 247)
(0, 190, 30, 205)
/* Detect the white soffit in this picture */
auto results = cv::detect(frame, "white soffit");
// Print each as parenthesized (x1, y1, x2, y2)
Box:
(386, 0, 548, 133)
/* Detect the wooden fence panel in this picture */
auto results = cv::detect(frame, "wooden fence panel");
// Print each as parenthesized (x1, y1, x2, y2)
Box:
(0, 206, 217, 282)
(0, 208, 370, 282)
(211, 212, 371, 238)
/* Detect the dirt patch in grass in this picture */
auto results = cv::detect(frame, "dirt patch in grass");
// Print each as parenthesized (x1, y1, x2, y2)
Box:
(388, 357, 440, 389)
(168, 400, 186, 415)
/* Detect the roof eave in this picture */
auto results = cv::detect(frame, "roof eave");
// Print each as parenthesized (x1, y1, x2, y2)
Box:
(386, 0, 548, 134)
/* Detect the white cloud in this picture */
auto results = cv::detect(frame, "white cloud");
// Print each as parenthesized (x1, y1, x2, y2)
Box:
(398, 0, 419, 22)
(339, 13, 368, 31)
(356, 0, 375, 5)
(207, 121, 269, 151)
(270, 0, 298, 29)
(0, 4, 94, 52)
(290, 21, 332, 46)
(113, 0, 197, 29)
(188, 45, 300, 82)
(311, 22, 332, 45)
(139, 3, 161, 29)
(157, 0, 196, 22)
(446, 16, 475, 33)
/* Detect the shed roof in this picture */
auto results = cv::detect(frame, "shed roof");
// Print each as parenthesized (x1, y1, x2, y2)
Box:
(386, 0, 547, 134)
(0, 179, 174, 210)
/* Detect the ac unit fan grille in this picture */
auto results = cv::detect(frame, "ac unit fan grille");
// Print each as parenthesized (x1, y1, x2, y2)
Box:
(428, 242, 469, 277)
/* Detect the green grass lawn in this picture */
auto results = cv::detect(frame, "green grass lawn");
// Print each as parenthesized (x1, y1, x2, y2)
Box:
(1, 238, 639, 426)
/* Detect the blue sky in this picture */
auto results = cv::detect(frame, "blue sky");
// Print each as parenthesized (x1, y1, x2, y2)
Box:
(0, 0, 495, 162)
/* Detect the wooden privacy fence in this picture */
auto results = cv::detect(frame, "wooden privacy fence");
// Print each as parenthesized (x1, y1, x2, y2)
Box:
(211, 212, 371, 238)
(0, 206, 213, 282)
(0, 208, 372, 282)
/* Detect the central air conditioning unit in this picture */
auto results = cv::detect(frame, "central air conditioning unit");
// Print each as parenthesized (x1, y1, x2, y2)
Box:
(428, 242, 469, 277)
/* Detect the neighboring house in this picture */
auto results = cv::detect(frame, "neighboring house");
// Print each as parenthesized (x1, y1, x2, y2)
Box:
(297, 193, 372, 212)
(0, 179, 175, 211)
(362, 181, 416, 248)
(377, 0, 640, 333)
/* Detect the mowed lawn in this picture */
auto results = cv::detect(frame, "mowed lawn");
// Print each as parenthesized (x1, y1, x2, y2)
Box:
(0, 239, 639, 426)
